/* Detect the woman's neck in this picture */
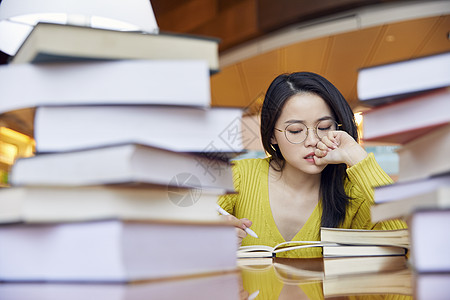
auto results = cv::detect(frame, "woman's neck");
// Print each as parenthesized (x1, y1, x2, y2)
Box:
(270, 160, 321, 193)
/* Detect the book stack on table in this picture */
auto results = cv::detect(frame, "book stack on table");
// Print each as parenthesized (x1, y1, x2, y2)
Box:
(0, 8, 244, 291)
(357, 52, 450, 276)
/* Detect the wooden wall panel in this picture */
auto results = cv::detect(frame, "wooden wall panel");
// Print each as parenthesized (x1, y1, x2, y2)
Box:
(210, 65, 247, 107)
(368, 16, 442, 67)
(239, 50, 283, 107)
(154, 0, 217, 33)
(188, 0, 260, 51)
(283, 37, 330, 75)
(324, 26, 383, 105)
(417, 15, 450, 56)
(257, 0, 381, 32)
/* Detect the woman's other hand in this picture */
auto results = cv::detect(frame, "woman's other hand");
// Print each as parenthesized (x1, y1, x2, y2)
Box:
(314, 130, 367, 167)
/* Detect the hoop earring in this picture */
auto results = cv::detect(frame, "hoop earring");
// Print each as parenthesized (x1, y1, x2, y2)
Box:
(270, 144, 277, 152)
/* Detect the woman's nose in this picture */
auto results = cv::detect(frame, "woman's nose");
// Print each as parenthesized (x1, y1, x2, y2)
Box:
(303, 128, 319, 147)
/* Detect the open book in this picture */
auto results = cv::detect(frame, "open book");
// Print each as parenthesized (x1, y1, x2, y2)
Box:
(237, 241, 331, 258)
(238, 227, 410, 258)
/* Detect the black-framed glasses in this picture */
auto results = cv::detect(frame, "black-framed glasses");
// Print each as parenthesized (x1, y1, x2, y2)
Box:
(274, 119, 341, 144)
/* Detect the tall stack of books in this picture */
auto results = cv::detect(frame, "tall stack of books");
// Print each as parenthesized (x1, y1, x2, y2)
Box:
(0, 14, 244, 287)
(357, 51, 450, 275)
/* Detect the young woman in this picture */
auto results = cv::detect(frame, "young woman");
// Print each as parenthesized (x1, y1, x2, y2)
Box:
(218, 72, 406, 257)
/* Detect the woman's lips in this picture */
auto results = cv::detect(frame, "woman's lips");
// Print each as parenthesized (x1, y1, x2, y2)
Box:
(304, 152, 315, 162)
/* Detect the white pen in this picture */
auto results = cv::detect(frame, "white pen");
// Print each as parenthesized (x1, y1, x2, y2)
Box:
(216, 204, 259, 238)
(248, 290, 260, 300)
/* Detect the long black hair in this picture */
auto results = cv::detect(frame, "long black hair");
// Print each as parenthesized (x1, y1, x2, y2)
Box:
(260, 72, 358, 228)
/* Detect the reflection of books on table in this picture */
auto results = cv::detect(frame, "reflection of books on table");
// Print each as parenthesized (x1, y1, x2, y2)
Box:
(323, 268, 413, 297)
(0, 270, 240, 300)
(237, 257, 273, 270)
(0, 219, 237, 282)
(323, 255, 408, 277)
(272, 258, 324, 284)
(243, 256, 409, 285)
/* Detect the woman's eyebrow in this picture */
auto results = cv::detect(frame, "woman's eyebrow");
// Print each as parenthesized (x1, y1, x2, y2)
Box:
(284, 116, 333, 124)
(284, 119, 304, 124)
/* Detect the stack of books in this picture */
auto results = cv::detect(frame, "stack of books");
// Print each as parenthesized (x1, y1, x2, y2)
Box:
(358, 52, 450, 273)
(0, 16, 243, 284)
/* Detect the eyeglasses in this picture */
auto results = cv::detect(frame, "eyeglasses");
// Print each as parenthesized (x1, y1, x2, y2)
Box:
(274, 119, 341, 144)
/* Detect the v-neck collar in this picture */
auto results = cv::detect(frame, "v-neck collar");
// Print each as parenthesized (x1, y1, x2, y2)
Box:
(261, 158, 320, 244)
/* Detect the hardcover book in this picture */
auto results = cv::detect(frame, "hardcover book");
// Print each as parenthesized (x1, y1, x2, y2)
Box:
(357, 52, 450, 105)
(0, 219, 237, 282)
(11, 22, 219, 72)
(33, 105, 244, 154)
(0, 59, 211, 114)
(10, 143, 234, 192)
(0, 185, 225, 224)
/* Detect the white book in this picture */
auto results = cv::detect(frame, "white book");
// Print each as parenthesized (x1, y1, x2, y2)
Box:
(415, 273, 450, 300)
(397, 124, 450, 182)
(0, 219, 237, 281)
(0, 185, 224, 224)
(372, 186, 450, 222)
(11, 22, 219, 72)
(357, 52, 450, 105)
(34, 105, 243, 153)
(374, 174, 450, 204)
(362, 88, 450, 144)
(0, 272, 240, 300)
(408, 209, 450, 273)
(10, 144, 234, 192)
(0, 60, 210, 114)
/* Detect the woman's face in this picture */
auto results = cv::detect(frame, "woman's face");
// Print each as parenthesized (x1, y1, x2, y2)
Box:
(271, 92, 334, 174)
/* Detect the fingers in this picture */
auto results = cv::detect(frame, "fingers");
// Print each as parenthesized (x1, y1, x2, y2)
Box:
(321, 133, 339, 149)
(314, 132, 340, 158)
(314, 145, 328, 158)
(221, 215, 243, 227)
(221, 215, 254, 247)
(241, 218, 252, 229)
(236, 227, 247, 248)
(236, 227, 247, 239)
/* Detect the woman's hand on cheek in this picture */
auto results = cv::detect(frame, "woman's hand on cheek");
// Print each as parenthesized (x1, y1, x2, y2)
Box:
(314, 131, 367, 167)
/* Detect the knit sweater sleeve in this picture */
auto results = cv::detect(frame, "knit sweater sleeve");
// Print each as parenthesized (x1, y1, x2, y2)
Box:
(345, 153, 407, 230)
(217, 160, 241, 215)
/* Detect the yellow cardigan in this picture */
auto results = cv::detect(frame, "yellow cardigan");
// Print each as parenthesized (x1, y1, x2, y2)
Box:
(218, 153, 406, 258)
